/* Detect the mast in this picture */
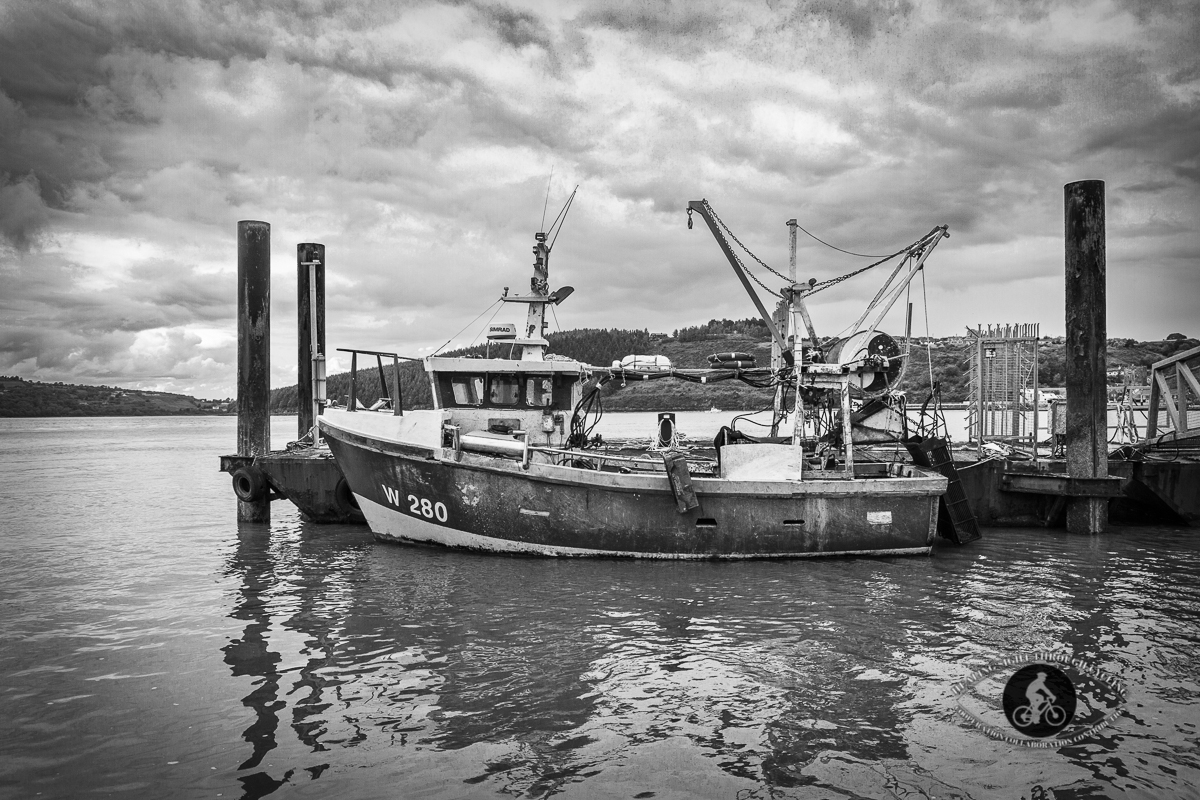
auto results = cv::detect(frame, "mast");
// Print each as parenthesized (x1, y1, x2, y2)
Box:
(500, 190, 577, 361)
(525, 232, 550, 345)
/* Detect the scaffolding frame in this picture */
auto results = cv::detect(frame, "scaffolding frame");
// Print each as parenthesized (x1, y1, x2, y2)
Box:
(966, 323, 1040, 450)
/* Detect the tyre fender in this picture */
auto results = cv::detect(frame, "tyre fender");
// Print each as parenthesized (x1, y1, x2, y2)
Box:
(231, 465, 267, 502)
(334, 476, 365, 522)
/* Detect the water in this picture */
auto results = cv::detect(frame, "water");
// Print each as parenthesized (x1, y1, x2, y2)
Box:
(1, 415, 1198, 799)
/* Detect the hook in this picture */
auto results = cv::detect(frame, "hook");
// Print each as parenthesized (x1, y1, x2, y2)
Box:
(687, 208, 693, 229)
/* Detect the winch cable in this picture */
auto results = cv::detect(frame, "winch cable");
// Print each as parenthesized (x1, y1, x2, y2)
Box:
(881, 273, 915, 394)
(917, 267, 951, 441)
(922, 268, 935, 396)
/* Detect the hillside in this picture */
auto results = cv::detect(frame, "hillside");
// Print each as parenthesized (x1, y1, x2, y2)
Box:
(7, 324, 1187, 419)
(268, 326, 781, 414)
(0, 377, 231, 418)
(268, 324, 1197, 414)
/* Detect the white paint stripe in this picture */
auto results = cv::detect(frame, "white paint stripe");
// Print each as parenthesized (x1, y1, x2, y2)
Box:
(355, 496, 931, 560)
(519, 508, 550, 517)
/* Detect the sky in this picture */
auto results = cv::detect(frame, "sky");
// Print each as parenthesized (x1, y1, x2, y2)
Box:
(1, 0, 1197, 399)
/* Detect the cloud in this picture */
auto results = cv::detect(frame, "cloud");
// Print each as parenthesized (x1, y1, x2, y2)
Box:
(0, 173, 51, 250)
(0, 0, 1197, 398)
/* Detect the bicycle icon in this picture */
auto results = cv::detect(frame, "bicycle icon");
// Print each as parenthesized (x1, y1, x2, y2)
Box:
(1012, 700, 1067, 729)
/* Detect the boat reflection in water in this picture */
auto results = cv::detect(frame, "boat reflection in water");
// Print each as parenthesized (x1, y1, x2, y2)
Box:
(218, 517, 1200, 798)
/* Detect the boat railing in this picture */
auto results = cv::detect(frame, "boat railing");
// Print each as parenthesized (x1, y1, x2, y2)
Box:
(336, 348, 421, 416)
(524, 444, 717, 475)
(447, 424, 715, 474)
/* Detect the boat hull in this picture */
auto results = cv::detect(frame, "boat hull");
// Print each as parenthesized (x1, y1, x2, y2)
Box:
(321, 416, 945, 559)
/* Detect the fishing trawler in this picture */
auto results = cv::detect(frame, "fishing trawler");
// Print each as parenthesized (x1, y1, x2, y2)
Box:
(319, 197, 957, 558)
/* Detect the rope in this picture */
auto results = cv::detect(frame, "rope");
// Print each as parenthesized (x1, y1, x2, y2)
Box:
(432, 299, 501, 355)
(469, 303, 505, 347)
(922, 268, 935, 394)
(792, 221, 890, 258)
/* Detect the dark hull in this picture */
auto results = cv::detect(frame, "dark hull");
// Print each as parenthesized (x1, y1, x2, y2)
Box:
(322, 417, 945, 558)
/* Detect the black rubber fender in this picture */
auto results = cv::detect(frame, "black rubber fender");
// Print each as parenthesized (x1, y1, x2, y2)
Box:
(231, 465, 267, 502)
(334, 476, 365, 522)
(708, 351, 755, 364)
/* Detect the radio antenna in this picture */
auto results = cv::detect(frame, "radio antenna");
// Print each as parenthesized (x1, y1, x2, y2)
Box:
(546, 185, 578, 252)
(540, 165, 555, 232)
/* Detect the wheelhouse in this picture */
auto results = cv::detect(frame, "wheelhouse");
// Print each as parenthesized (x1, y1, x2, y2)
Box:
(424, 356, 588, 448)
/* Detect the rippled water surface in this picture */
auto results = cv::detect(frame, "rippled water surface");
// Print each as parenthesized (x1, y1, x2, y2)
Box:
(1, 416, 1198, 800)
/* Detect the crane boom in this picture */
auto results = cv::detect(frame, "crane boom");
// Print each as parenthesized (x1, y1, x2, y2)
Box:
(687, 200, 794, 366)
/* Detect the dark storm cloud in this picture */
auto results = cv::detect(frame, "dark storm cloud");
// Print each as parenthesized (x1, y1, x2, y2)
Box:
(474, 2, 554, 51)
(0, 174, 51, 250)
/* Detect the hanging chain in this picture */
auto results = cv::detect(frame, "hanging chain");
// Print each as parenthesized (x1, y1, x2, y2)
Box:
(807, 251, 907, 295)
(699, 201, 781, 298)
(704, 200, 791, 283)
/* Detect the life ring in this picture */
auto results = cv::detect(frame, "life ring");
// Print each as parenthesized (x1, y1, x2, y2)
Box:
(656, 413, 676, 448)
(231, 465, 267, 502)
(334, 476, 365, 522)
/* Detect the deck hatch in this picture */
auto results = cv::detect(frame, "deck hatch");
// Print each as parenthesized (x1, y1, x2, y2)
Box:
(696, 518, 717, 527)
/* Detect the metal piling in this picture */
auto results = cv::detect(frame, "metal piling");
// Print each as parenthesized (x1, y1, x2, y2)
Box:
(297, 243, 326, 440)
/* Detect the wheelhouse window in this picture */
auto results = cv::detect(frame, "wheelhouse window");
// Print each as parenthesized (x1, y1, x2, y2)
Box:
(487, 375, 521, 405)
(436, 370, 576, 409)
(451, 375, 484, 406)
(526, 376, 554, 407)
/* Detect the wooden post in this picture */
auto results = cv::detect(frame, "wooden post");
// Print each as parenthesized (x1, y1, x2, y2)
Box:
(237, 221, 271, 523)
(1064, 180, 1107, 534)
(1146, 370, 1160, 438)
(297, 243, 326, 440)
